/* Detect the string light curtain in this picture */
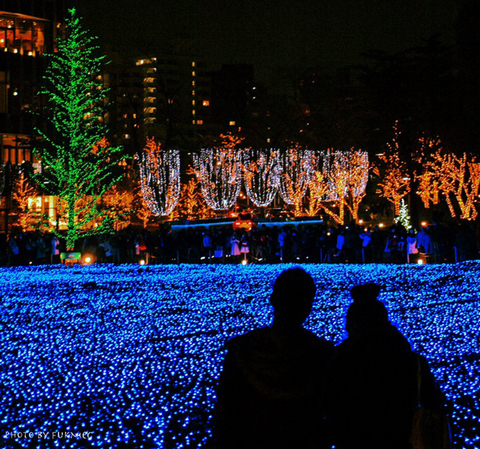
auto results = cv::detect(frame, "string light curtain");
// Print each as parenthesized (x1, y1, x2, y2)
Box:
(138, 138, 181, 216)
(242, 148, 280, 207)
(193, 147, 242, 211)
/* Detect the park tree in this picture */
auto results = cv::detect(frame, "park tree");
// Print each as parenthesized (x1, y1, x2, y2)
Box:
(33, 9, 124, 250)
(417, 149, 480, 221)
(137, 137, 181, 217)
(12, 172, 39, 232)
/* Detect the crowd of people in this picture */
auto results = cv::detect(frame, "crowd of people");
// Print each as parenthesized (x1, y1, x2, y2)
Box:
(0, 219, 477, 266)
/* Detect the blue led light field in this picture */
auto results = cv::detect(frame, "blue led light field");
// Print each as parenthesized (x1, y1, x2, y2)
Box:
(0, 263, 479, 448)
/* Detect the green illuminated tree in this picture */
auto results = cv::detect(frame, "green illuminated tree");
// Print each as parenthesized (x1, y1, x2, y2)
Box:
(33, 8, 124, 250)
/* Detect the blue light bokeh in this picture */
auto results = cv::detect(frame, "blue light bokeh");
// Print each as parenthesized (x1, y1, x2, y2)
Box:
(0, 263, 479, 448)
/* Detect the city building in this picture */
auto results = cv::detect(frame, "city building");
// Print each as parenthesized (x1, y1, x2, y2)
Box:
(0, 0, 66, 232)
(0, 0, 65, 165)
(136, 46, 211, 151)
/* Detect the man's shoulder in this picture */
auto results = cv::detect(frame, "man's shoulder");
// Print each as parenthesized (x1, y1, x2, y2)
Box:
(226, 326, 333, 353)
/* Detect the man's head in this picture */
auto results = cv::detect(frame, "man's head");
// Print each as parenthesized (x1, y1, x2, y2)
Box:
(270, 268, 316, 326)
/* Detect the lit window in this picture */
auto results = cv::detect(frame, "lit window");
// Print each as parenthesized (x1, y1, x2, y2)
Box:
(192, 71, 196, 77)
(192, 90, 195, 96)
(192, 100, 195, 106)
(192, 61, 196, 67)
(192, 80, 195, 86)
(192, 110, 196, 115)
(229, 121, 236, 126)
(202, 100, 210, 106)
(197, 120, 204, 125)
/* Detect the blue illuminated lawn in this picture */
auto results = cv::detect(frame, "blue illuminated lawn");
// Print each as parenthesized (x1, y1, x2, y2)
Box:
(0, 263, 479, 448)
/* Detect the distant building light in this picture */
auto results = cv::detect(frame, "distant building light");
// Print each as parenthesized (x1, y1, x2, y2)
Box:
(192, 61, 196, 67)
(192, 71, 196, 77)
(197, 120, 204, 125)
(229, 121, 236, 126)
(202, 100, 210, 106)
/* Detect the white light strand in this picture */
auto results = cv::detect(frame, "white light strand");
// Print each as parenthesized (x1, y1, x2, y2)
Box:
(194, 147, 242, 211)
(242, 148, 280, 207)
(321, 150, 369, 201)
(138, 148, 181, 216)
(277, 147, 314, 205)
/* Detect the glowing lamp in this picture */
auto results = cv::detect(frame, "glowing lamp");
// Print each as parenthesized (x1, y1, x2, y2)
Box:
(241, 259, 248, 266)
(379, 223, 384, 228)
(139, 259, 146, 265)
(83, 254, 95, 265)
(421, 221, 428, 227)
(417, 258, 425, 265)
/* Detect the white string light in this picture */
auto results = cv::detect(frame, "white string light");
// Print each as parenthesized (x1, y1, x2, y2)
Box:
(242, 148, 280, 207)
(138, 143, 181, 216)
(277, 146, 314, 205)
(194, 147, 242, 211)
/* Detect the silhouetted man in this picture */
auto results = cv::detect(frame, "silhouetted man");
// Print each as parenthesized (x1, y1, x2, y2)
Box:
(215, 268, 333, 449)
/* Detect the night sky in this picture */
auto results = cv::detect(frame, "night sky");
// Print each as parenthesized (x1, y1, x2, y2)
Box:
(77, 0, 457, 84)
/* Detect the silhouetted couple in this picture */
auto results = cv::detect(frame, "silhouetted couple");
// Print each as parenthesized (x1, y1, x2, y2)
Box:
(215, 268, 439, 449)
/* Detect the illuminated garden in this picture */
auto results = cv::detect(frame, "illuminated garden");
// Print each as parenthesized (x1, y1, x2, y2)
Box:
(0, 262, 479, 448)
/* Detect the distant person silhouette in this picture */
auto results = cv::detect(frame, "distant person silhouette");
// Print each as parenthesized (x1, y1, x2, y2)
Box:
(215, 268, 333, 449)
(326, 283, 438, 449)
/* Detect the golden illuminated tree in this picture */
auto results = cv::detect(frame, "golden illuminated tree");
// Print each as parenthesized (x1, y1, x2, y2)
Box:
(305, 170, 329, 217)
(315, 150, 349, 224)
(102, 184, 134, 230)
(175, 166, 215, 220)
(415, 136, 442, 209)
(306, 149, 369, 224)
(278, 144, 313, 217)
(132, 181, 156, 229)
(345, 149, 369, 222)
(12, 173, 40, 232)
(375, 127, 411, 217)
(418, 149, 480, 220)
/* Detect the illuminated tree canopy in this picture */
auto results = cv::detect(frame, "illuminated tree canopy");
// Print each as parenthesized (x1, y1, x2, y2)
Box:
(418, 149, 480, 220)
(193, 134, 243, 211)
(33, 8, 124, 250)
(278, 145, 314, 216)
(137, 138, 181, 217)
(242, 148, 280, 207)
